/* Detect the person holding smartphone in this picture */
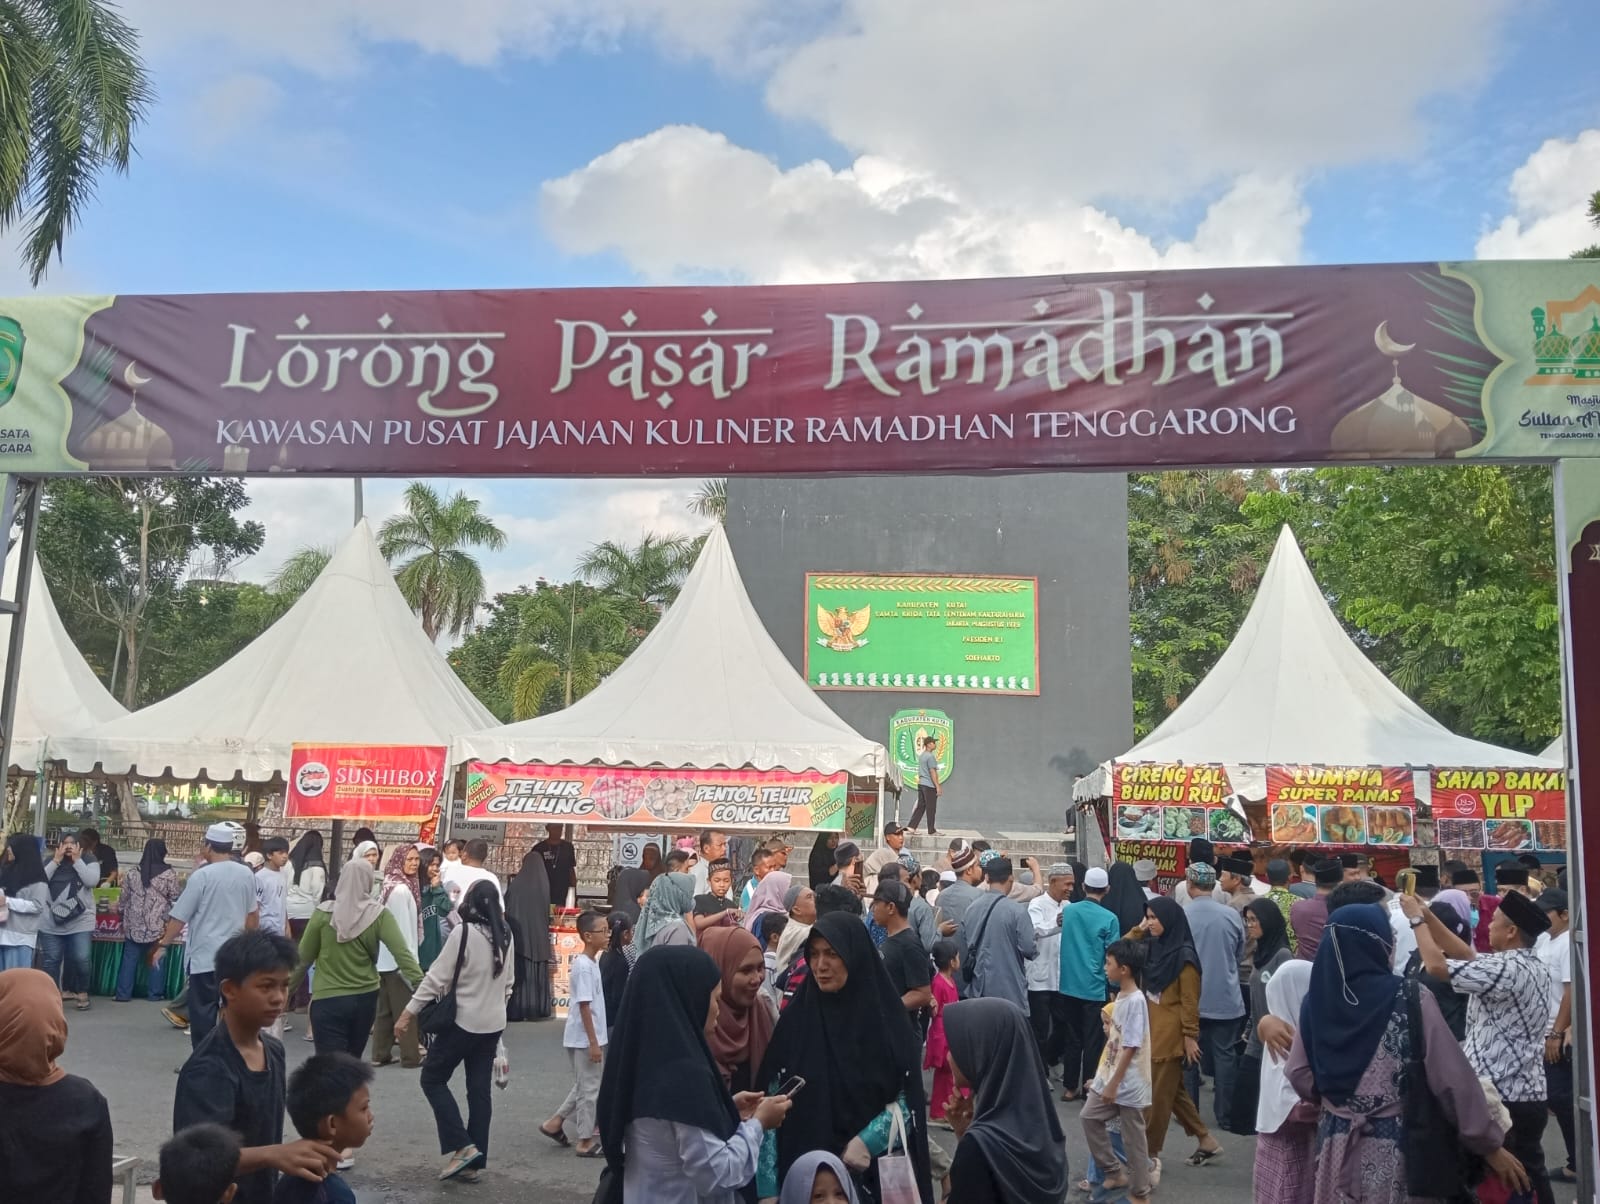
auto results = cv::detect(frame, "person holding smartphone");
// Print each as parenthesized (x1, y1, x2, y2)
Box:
(41, 834, 98, 1010)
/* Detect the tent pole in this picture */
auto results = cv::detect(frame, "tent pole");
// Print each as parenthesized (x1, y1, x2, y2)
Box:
(330, 479, 364, 878)
(0, 478, 40, 813)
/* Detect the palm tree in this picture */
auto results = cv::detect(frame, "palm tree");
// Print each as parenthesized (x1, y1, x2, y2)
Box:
(378, 483, 507, 640)
(268, 545, 332, 605)
(1576, 189, 1600, 259)
(578, 533, 698, 608)
(0, 1, 152, 284)
(496, 583, 632, 718)
(690, 479, 727, 522)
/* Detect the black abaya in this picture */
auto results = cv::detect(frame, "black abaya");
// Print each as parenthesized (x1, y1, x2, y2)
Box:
(504, 849, 553, 1021)
(758, 914, 935, 1204)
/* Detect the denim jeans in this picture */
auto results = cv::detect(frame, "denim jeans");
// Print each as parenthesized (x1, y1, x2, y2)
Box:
(115, 940, 165, 1001)
(38, 930, 91, 994)
(1183, 1015, 1243, 1131)
(0, 944, 35, 971)
(421, 1024, 501, 1163)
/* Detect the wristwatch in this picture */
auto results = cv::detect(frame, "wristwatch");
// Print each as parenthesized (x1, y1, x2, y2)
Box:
(1408, 916, 1425, 929)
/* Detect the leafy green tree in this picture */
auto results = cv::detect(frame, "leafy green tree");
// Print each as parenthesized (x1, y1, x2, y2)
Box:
(38, 478, 265, 705)
(1247, 466, 1559, 750)
(1575, 188, 1600, 260)
(378, 483, 506, 641)
(0, 0, 152, 283)
(135, 579, 281, 702)
(1127, 470, 1281, 738)
(450, 581, 648, 720)
(690, 479, 727, 522)
(578, 533, 697, 608)
(267, 544, 333, 605)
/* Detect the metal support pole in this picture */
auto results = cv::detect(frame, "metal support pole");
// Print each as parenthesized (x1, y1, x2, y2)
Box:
(0, 478, 41, 829)
(329, 479, 364, 878)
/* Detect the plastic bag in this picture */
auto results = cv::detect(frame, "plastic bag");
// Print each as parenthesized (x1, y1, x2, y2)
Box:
(493, 1040, 510, 1090)
(876, 1104, 920, 1204)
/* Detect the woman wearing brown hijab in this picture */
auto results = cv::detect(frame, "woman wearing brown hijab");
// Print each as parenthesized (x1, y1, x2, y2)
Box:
(0, 968, 113, 1203)
(700, 925, 774, 1094)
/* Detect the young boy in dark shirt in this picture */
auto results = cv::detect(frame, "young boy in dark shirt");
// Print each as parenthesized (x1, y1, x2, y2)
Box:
(174, 931, 340, 1204)
(274, 1054, 375, 1203)
(155, 1124, 242, 1204)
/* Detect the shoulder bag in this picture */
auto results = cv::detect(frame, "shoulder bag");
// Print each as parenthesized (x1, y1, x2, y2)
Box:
(960, 897, 996, 987)
(1401, 978, 1486, 1201)
(875, 1103, 921, 1204)
(418, 924, 471, 1036)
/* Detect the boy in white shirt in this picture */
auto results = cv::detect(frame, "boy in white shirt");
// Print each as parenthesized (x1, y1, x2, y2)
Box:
(540, 910, 608, 1157)
(1082, 938, 1153, 1200)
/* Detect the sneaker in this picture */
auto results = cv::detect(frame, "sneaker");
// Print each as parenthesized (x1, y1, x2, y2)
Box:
(336, 1156, 355, 1171)
(439, 1146, 480, 1181)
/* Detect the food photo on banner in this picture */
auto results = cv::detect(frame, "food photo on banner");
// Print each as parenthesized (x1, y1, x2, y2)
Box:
(463, 761, 851, 830)
(1430, 767, 1568, 852)
(284, 742, 449, 821)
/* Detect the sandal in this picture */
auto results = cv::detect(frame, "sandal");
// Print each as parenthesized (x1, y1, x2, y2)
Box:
(439, 1146, 480, 1181)
(574, 1145, 605, 1159)
(74, 996, 91, 1011)
(538, 1124, 570, 1148)
(1185, 1147, 1223, 1167)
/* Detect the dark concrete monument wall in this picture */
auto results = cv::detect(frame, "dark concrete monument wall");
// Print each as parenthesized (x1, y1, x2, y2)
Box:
(724, 473, 1133, 833)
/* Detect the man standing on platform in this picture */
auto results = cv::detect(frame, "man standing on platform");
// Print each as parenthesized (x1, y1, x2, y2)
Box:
(907, 735, 943, 836)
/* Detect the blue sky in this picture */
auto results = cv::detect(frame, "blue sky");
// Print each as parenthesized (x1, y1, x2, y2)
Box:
(5, 0, 1599, 601)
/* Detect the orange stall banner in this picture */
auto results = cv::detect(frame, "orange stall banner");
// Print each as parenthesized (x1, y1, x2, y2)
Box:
(1111, 763, 1231, 806)
(1264, 765, 1414, 807)
(284, 743, 447, 821)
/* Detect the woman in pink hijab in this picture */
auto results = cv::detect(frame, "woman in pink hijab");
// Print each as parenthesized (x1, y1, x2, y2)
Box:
(743, 870, 793, 938)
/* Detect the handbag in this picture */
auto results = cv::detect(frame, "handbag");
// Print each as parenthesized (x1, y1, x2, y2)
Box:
(875, 1104, 920, 1204)
(590, 1162, 623, 1204)
(417, 924, 471, 1036)
(960, 900, 996, 988)
(1401, 979, 1486, 1200)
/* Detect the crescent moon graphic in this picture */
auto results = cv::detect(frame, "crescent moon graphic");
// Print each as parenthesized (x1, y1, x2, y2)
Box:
(1374, 321, 1415, 358)
(123, 361, 152, 388)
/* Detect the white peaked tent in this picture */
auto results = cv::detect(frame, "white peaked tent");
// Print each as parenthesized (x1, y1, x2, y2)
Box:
(1075, 525, 1551, 802)
(1542, 736, 1564, 763)
(52, 520, 496, 782)
(1, 546, 127, 771)
(456, 525, 893, 780)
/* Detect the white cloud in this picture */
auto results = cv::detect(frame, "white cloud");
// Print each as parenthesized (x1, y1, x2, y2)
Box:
(764, 0, 1507, 208)
(123, 0, 791, 75)
(233, 477, 709, 606)
(1476, 129, 1600, 258)
(541, 125, 1308, 284)
(185, 73, 285, 150)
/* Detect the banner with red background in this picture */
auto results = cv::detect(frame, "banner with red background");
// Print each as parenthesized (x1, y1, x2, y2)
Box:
(1430, 767, 1567, 853)
(284, 743, 447, 821)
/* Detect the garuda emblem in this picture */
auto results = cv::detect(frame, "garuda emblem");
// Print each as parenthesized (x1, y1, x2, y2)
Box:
(816, 604, 871, 652)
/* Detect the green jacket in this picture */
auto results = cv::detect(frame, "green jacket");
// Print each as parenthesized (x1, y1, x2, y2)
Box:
(418, 883, 452, 970)
(295, 907, 423, 1000)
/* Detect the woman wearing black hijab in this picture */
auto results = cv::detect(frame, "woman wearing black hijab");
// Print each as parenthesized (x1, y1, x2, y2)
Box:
(1132, 896, 1218, 1172)
(757, 913, 935, 1203)
(1227, 898, 1292, 1135)
(503, 848, 553, 1021)
(807, 832, 840, 889)
(944, 997, 1068, 1203)
(1101, 861, 1147, 937)
(1067, 860, 1089, 904)
(0, 833, 50, 971)
(597, 945, 792, 1202)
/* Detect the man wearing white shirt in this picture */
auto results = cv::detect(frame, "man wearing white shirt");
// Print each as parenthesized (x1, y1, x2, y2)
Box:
(1026, 864, 1074, 1082)
(1387, 864, 1440, 971)
(1535, 889, 1575, 1184)
(440, 839, 504, 916)
(689, 830, 726, 896)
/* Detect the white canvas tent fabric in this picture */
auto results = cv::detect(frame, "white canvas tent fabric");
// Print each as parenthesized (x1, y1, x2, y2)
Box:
(1, 546, 127, 771)
(52, 520, 495, 782)
(1075, 525, 1550, 801)
(456, 526, 893, 780)
(1542, 736, 1564, 763)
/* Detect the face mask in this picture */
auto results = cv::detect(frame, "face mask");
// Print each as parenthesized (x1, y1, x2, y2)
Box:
(1469, 908, 1480, 930)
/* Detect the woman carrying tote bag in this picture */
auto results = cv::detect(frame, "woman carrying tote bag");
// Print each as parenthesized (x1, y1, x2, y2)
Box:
(397, 880, 511, 1184)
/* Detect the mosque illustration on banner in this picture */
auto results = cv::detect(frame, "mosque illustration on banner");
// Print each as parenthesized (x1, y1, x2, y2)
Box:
(1527, 285, 1600, 385)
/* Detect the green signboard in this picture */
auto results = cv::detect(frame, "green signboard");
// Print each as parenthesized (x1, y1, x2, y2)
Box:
(891, 709, 954, 784)
(805, 573, 1039, 694)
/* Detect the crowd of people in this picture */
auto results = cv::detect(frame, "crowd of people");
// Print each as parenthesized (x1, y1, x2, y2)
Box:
(0, 819, 1581, 1204)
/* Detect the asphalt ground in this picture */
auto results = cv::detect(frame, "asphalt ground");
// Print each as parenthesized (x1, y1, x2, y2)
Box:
(64, 997, 1576, 1204)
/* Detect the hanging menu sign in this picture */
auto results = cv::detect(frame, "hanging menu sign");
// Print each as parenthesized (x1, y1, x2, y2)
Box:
(1264, 765, 1414, 806)
(1111, 764, 1231, 805)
